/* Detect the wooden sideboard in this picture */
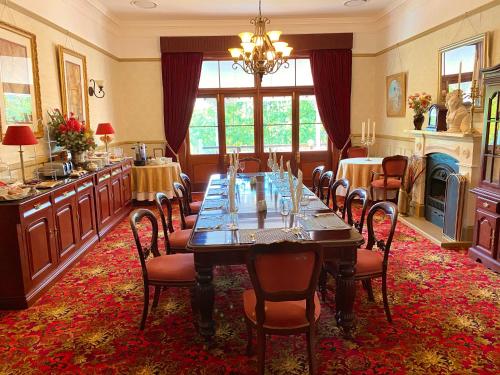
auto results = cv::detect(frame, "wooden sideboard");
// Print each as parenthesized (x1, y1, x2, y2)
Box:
(0, 159, 132, 309)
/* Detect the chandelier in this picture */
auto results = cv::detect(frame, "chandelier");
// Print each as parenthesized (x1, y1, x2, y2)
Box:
(228, 0, 293, 81)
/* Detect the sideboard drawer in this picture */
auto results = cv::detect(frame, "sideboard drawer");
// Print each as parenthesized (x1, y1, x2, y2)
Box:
(477, 196, 499, 214)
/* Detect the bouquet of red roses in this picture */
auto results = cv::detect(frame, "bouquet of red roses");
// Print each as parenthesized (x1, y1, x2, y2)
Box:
(48, 109, 96, 153)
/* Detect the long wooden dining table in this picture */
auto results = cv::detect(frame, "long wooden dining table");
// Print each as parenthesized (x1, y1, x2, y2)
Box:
(187, 172, 364, 342)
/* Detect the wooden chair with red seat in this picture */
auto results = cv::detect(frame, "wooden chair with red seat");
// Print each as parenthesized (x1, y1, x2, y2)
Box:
(346, 146, 368, 158)
(155, 192, 193, 254)
(329, 178, 350, 219)
(345, 188, 369, 234)
(172, 182, 197, 229)
(244, 241, 323, 375)
(325, 201, 398, 322)
(238, 157, 261, 173)
(318, 170, 334, 206)
(311, 165, 325, 197)
(180, 173, 202, 214)
(129, 209, 197, 330)
(370, 155, 408, 203)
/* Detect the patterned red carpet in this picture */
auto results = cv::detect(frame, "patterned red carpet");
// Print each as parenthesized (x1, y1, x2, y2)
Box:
(0, 203, 498, 374)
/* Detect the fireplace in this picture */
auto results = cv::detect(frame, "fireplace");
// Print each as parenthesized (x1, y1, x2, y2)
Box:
(424, 153, 458, 228)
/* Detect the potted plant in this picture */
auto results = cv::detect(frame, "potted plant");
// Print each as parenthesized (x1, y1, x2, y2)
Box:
(399, 155, 425, 216)
(408, 92, 432, 130)
(47, 109, 96, 164)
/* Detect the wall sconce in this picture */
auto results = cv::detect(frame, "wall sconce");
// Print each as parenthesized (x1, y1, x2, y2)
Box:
(89, 79, 105, 98)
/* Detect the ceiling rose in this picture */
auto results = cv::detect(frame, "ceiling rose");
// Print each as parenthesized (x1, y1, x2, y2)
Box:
(130, 0, 158, 9)
(344, 0, 368, 7)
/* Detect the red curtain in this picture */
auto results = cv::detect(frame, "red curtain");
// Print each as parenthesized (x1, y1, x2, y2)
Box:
(310, 49, 352, 155)
(161, 52, 203, 159)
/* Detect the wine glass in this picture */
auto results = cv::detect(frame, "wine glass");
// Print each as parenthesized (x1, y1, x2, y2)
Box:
(300, 196, 309, 219)
(280, 197, 291, 230)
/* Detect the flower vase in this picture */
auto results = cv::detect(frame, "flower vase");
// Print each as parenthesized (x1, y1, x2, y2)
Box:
(413, 114, 425, 130)
(398, 190, 411, 216)
(72, 151, 87, 165)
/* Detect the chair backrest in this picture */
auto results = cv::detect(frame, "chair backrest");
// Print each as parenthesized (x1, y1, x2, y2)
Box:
(311, 165, 325, 196)
(238, 157, 261, 173)
(130, 209, 160, 280)
(246, 241, 323, 325)
(347, 147, 368, 158)
(366, 201, 398, 270)
(345, 188, 369, 234)
(172, 182, 189, 229)
(154, 192, 174, 254)
(329, 178, 350, 219)
(180, 173, 194, 203)
(318, 170, 334, 205)
(382, 155, 408, 181)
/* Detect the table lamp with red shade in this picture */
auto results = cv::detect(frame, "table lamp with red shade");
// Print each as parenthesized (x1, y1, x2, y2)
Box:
(95, 123, 115, 153)
(2, 125, 38, 183)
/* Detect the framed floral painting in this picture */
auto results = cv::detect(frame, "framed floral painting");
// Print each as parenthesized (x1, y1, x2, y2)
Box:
(57, 45, 90, 127)
(386, 72, 406, 117)
(0, 21, 43, 140)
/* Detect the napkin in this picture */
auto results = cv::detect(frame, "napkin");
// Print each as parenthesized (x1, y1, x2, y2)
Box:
(287, 161, 298, 213)
(295, 169, 303, 211)
(273, 151, 277, 166)
(229, 152, 233, 167)
(279, 156, 284, 179)
(228, 166, 236, 213)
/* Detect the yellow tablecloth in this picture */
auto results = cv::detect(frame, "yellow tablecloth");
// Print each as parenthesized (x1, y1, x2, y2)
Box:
(131, 163, 182, 201)
(336, 157, 395, 200)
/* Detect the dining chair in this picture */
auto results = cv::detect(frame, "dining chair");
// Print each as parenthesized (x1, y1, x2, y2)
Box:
(325, 201, 398, 322)
(238, 157, 261, 173)
(318, 170, 334, 206)
(244, 241, 323, 375)
(129, 209, 197, 330)
(345, 188, 369, 234)
(172, 182, 197, 229)
(370, 155, 408, 203)
(329, 178, 350, 219)
(311, 165, 325, 197)
(347, 146, 368, 158)
(180, 173, 202, 214)
(155, 192, 193, 254)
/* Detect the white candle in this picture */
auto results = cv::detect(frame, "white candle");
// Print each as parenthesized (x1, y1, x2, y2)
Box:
(473, 55, 480, 82)
(458, 61, 462, 91)
(361, 122, 365, 142)
(372, 122, 376, 142)
(367, 119, 371, 140)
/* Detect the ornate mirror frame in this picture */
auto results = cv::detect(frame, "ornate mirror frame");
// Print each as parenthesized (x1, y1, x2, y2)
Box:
(438, 32, 490, 110)
(0, 21, 43, 140)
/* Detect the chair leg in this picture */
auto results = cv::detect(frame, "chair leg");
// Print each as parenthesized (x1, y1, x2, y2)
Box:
(140, 284, 150, 330)
(382, 274, 392, 323)
(307, 327, 317, 375)
(319, 267, 328, 302)
(257, 330, 266, 375)
(334, 275, 340, 322)
(245, 319, 253, 356)
(152, 286, 161, 308)
(362, 279, 375, 301)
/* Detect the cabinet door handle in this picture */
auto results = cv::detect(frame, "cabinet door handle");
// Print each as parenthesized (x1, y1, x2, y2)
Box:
(482, 202, 490, 208)
(33, 203, 41, 210)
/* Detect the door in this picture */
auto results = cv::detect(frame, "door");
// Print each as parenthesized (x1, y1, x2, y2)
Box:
(76, 179, 97, 244)
(474, 209, 499, 259)
(53, 188, 79, 262)
(20, 198, 58, 288)
(96, 173, 112, 230)
(111, 174, 123, 215)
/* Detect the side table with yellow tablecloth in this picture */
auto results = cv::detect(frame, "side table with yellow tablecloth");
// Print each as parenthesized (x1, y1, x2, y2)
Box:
(336, 157, 396, 200)
(131, 163, 182, 201)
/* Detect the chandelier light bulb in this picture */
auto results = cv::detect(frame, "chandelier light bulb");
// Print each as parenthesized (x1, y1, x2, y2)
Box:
(272, 41, 288, 53)
(255, 36, 264, 47)
(228, 48, 242, 59)
(241, 42, 256, 53)
(239, 32, 254, 43)
(282, 46, 293, 57)
(266, 30, 282, 42)
(266, 51, 274, 61)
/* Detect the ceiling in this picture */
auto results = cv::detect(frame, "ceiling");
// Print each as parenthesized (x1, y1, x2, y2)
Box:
(91, 0, 406, 21)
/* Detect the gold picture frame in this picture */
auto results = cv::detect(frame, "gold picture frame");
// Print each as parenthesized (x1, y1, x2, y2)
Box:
(57, 45, 90, 127)
(386, 72, 406, 117)
(0, 21, 43, 140)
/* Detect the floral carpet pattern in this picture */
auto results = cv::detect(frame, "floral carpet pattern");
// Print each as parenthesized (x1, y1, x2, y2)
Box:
(0, 202, 498, 374)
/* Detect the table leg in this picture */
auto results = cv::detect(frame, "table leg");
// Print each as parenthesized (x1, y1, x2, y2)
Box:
(335, 261, 356, 338)
(195, 263, 215, 342)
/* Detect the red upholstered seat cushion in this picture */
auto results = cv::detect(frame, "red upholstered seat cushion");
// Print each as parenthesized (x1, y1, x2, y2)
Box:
(370, 178, 401, 189)
(356, 249, 383, 276)
(189, 201, 202, 213)
(243, 289, 321, 330)
(184, 215, 197, 229)
(146, 253, 195, 282)
(168, 229, 192, 250)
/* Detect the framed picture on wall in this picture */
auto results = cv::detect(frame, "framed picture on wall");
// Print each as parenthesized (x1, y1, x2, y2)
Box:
(0, 21, 43, 140)
(57, 45, 90, 126)
(386, 72, 406, 117)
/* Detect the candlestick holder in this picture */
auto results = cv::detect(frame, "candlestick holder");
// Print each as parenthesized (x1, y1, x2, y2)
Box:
(463, 79, 482, 135)
(360, 136, 375, 161)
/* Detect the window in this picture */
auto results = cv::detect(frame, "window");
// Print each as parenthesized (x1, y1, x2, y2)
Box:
(261, 58, 313, 87)
(299, 95, 327, 151)
(188, 97, 219, 155)
(198, 60, 255, 89)
(263, 96, 292, 152)
(224, 97, 255, 153)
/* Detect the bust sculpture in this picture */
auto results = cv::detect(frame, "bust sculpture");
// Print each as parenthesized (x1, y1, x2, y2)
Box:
(445, 90, 471, 132)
